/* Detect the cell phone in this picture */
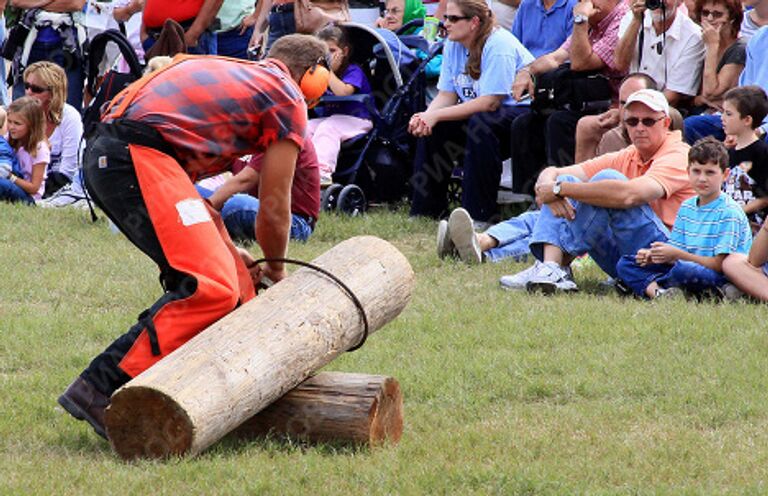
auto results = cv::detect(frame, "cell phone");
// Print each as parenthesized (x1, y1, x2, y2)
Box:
(247, 45, 261, 61)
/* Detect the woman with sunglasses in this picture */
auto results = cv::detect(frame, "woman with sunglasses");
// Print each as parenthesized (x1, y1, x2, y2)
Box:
(691, 0, 744, 114)
(408, 0, 533, 222)
(20, 62, 84, 201)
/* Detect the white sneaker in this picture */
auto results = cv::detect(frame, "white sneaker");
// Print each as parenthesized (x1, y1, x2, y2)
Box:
(38, 184, 89, 209)
(436, 220, 456, 259)
(653, 286, 685, 300)
(719, 283, 744, 302)
(499, 260, 544, 290)
(448, 208, 481, 265)
(526, 262, 578, 294)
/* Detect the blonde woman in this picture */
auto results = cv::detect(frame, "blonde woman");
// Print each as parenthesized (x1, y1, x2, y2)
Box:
(22, 62, 84, 205)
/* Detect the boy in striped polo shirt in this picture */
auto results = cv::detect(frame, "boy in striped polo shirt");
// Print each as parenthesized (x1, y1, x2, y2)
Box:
(616, 137, 752, 299)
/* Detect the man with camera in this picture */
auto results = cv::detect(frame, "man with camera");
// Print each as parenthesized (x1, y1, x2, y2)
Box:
(614, 0, 704, 107)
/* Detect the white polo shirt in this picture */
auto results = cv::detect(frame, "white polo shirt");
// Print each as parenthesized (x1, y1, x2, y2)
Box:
(618, 9, 705, 96)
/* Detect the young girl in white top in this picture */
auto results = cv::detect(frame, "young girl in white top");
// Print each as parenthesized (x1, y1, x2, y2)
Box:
(4, 97, 50, 203)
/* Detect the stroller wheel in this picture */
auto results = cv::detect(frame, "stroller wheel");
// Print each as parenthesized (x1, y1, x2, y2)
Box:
(337, 184, 367, 216)
(321, 183, 344, 211)
(447, 176, 462, 211)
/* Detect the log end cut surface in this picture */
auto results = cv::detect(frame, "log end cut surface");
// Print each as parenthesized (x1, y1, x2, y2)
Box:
(105, 386, 194, 460)
(369, 377, 403, 446)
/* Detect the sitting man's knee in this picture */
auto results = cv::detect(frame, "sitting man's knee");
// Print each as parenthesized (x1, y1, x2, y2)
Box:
(590, 169, 628, 182)
(555, 174, 582, 184)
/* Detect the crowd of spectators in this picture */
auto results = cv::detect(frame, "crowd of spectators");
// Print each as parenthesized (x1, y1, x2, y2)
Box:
(0, 0, 768, 302)
(2, 0, 767, 442)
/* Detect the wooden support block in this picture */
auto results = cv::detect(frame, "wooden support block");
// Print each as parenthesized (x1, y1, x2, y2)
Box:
(232, 372, 403, 446)
(104, 236, 414, 460)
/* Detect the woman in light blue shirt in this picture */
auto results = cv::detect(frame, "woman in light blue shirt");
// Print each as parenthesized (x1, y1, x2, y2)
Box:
(408, 0, 533, 221)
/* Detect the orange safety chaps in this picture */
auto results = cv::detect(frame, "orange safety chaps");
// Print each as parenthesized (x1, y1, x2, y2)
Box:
(80, 133, 255, 395)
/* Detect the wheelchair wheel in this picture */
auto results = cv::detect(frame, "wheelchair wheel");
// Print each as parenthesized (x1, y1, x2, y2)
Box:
(447, 176, 462, 211)
(337, 184, 367, 216)
(321, 183, 343, 211)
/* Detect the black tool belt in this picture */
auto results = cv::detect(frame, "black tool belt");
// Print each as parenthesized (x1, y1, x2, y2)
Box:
(95, 119, 179, 162)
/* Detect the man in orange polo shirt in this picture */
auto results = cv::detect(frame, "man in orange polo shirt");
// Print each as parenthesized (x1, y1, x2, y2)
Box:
(441, 89, 694, 291)
(500, 88, 696, 292)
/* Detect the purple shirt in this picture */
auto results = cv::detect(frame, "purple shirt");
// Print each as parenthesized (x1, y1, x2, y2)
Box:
(321, 64, 372, 121)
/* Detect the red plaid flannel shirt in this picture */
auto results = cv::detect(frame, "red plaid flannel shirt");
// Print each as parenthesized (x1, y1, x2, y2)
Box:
(116, 56, 307, 179)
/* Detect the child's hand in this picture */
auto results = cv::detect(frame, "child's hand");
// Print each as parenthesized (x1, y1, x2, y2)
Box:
(649, 241, 677, 264)
(330, 51, 344, 72)
(635, 248, 651, 266)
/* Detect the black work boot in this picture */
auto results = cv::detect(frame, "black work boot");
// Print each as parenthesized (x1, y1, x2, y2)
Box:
(58, 377, 110, 439)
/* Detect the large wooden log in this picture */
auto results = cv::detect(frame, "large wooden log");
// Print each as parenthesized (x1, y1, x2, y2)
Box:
(231, 372, 403, 446)
(104, 236, 414, 460)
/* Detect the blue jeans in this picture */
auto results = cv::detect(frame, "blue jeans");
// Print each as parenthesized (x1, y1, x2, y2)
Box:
(217, 26, 253, 59)
(13, 38, 84, 109)
(483, 210, 538, 262)
(616, 256, 728, 297)
(528, 169, 670, 278)
(0, 177, 35, 204)
(683, 114, 724, 145)
(266, 10, 295, 52)
(196, 187, 314, 242)
(410, 105, 530, 221)
(461, 105, 531, 222)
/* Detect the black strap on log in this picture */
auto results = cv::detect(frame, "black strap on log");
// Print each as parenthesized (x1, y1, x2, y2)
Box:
(247, 257, 370, 352)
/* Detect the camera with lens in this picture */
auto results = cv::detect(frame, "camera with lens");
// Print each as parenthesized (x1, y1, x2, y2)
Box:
(645, 0, 665, 10)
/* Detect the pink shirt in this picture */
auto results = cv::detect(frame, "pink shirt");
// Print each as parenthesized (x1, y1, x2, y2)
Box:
(16, 141, 50, 201)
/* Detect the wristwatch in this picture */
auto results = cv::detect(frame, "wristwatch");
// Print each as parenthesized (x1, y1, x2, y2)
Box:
(553, 181, 563, 198)
(574, 13, 588, 24)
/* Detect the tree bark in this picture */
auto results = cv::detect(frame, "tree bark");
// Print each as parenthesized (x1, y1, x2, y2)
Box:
(104, 236, 414, 460)
(231, 372, 403, 446)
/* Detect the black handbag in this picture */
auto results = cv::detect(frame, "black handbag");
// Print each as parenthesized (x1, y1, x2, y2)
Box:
(1, 23, 31, 61)
(531, 63, 613, 115)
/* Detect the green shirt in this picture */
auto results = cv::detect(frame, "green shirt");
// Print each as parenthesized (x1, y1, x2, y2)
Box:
(216, 0, 255, 32)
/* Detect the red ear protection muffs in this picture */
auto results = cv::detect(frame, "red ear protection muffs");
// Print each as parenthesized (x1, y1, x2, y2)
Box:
(300, 58, 331, 105)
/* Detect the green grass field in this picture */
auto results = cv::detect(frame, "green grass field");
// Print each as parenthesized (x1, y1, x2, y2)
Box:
(3, 204, 768, 495)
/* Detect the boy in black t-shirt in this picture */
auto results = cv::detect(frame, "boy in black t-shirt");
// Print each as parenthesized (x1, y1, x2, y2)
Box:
(721, 85, 768, 233)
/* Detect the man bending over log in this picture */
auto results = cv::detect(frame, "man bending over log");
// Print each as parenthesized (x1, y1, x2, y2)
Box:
(57, 34, 331, 439)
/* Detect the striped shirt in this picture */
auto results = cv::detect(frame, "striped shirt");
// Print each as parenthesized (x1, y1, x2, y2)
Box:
(668, 193, 752, 256)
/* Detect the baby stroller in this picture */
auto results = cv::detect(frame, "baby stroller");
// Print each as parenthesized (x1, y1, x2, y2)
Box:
(318, 22, 442, 215)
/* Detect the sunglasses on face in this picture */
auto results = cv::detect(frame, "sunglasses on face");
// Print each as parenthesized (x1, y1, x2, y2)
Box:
(443, 14, 471, 23)
(24, 82, 50, 94)
(701, 8, 725, 19)
(624, 116, 664, 127)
